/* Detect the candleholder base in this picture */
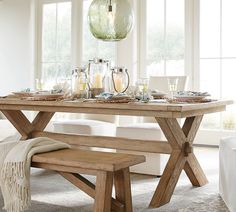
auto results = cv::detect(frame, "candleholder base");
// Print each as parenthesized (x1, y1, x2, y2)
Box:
(90, 88, 104, 98)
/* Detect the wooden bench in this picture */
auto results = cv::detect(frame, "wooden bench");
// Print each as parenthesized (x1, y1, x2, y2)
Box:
(31, 148, 145, 212)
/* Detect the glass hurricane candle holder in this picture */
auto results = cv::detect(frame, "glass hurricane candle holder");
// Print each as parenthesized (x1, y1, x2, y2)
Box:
(88, 58, 110, 98)
(111, 67, 130, 93)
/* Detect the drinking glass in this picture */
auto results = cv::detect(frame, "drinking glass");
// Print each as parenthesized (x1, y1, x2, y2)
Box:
(137, 78, 149, 101)
(168, 78, 179, 100)
(35, 78, 45, 91)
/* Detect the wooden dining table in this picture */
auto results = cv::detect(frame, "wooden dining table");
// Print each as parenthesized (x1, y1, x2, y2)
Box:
(0, 98, 233, 208)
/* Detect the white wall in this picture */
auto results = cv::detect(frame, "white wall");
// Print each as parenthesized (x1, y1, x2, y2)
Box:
(0, 0, 34, 96)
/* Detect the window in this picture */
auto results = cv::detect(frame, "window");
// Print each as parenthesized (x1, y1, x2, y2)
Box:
(200, 0, 236, 130)
(35, 0, 236, 142)
(146, 0, 185, 77)
(38, 1, 72, 89)
(37, 0, 117, 90)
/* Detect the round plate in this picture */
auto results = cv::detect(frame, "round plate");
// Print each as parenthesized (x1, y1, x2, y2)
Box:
(174, 95, 207, 101)
(13, 92, 34, 97)
(152, 93, 167, 98)
(33, 93, 64, 98)
(24, 93, 64, 101)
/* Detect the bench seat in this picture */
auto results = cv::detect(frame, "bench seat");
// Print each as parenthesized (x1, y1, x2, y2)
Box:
(31, 148, 145, 212)
(32, 148, 145, 172)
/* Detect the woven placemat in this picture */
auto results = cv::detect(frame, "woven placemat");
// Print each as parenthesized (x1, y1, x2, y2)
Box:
(96, 98, 136, 104)
(168, 98, 217, 104)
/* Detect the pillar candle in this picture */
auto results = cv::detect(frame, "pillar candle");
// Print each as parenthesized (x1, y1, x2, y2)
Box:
(114, 76, 124, 93)
(93, 73, 103, 88)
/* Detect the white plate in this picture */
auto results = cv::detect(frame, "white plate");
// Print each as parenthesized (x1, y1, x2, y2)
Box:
(174, 95, 207, 101)
(12, 92, 34, 97)
(152, 93, 167, 97)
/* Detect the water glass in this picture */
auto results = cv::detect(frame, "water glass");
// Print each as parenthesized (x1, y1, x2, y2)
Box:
(167, 78, 179, 100)
(137, 78, 149, 101)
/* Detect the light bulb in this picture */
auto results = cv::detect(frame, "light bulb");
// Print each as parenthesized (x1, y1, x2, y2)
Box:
(108, 10, 114, 25)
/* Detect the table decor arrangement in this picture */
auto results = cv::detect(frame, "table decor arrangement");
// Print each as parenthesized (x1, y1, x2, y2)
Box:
(3, 58, 216, 105)
(0, 97, 232, 209)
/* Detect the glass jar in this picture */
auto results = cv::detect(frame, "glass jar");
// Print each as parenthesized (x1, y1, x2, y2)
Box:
(88, 58, 110, 97)
(111, 67, 130, 93)
(72, 67, 88, 98)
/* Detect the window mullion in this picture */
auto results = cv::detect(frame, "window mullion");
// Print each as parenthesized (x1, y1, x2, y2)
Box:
(71, 0, 83, 67)
(164, 0, 167, 75)
(55, 3, 59, 79)
(36, 0, 44, 85)
(192, 0, 200, 91)
(220, 0, 223, 128)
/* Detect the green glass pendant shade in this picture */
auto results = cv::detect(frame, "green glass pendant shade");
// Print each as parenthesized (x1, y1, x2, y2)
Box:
(88, 0, 134, 41)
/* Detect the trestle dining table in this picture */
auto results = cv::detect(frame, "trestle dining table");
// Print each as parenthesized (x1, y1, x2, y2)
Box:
(0, 98, 233, 208)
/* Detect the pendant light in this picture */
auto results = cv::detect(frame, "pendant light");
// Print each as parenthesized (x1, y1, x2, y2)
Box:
(88, 0, 134, 41)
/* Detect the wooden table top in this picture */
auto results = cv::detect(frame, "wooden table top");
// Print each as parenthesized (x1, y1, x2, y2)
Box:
(0, 99, 233, 118)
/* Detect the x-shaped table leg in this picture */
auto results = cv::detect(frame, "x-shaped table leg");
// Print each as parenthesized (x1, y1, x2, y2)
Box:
(149, 115, 208, 208)
(1, 110, 54, 140)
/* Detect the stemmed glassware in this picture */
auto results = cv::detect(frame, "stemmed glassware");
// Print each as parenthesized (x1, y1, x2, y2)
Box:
(137, 78, 149, 102)
(167, 77, 179, 100)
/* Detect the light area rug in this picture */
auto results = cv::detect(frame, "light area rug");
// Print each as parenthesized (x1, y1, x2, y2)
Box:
(0, 147, 229, 212)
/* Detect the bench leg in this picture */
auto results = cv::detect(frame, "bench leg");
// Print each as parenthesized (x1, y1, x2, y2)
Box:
(114, 168, 133, 212)
(94, 171, 113, 212)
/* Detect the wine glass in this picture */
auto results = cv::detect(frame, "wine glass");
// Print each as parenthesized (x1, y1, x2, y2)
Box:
(137, 78, 149, 101)
(167, 78, 179, 100)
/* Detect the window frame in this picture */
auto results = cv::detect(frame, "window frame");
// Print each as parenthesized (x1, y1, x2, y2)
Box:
(138, 0, 236, 145)
(36, 0, 73, 87)
(35, 0, 235, 144)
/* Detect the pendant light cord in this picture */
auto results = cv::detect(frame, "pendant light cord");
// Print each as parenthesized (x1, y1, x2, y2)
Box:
(108, 0, 112, 12)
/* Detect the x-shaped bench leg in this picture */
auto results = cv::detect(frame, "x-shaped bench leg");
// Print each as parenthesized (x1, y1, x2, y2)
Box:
(149, 116, 208, 208)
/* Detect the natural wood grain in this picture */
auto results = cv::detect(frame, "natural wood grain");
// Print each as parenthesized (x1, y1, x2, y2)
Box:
(0, 98, 232, 209)
(150, 115, 207, 207)
(32, 131, 172, 154)
(32, 112, 55, 131)
(94, 171, 113, 212)
(165, 118, 187, 147)
(182, 116, 203, 143)
(38, 168, 124, 212)
(0, 99, 232, 118)
(1, 110, 54, 140)
(155, 118, 182, 149)
(59, 172, 95, 198)
(114, 168, 133, 212)
(172, 105, 226, 118)
(32, 148, 145, 172)
(149, 150, 186, 208)
(184, 153, 208, 187)
(59, 172, 125, 212)
(32, 149, 145, 211)
(1, 110, 33, 139)
(31, 162, 98, 175)
(0, 99, 232, 111)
